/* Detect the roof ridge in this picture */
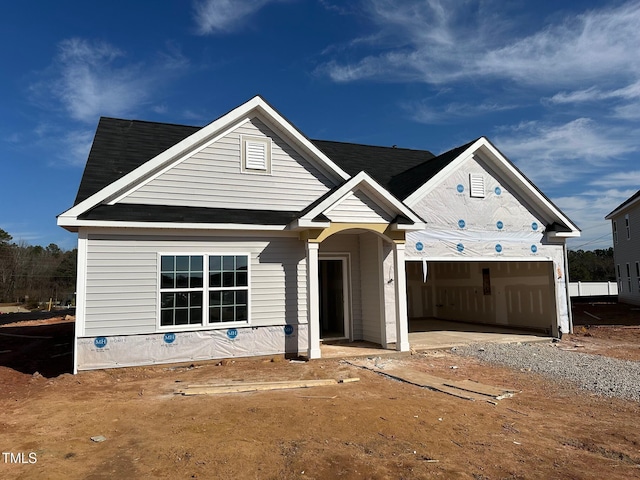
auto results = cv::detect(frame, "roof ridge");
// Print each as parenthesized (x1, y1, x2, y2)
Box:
(311, 138, 431, 153)
(99, 116, 204, 129)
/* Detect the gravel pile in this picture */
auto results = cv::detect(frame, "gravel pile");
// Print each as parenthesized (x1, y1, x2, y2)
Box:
(451, 342, 640, 402)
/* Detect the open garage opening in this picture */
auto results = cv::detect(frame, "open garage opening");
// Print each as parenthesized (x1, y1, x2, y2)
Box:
(406, 260, 557, 336)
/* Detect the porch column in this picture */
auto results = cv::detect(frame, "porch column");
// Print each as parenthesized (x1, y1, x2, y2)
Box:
(393, 242, 410, 352)
(306, 241, 322, 359)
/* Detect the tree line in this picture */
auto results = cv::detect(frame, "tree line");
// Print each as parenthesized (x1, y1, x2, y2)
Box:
(567, 248, 615, 282)
(0, 228, 77, 307)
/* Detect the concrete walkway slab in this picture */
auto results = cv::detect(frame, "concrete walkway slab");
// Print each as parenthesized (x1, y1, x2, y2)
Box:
(321, 319, 551, 359)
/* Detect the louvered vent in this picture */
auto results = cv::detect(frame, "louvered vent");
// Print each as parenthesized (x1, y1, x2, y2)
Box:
(469, 173, 485, 198)
(246, 141, 266, 170)
(241, 136, 271, 173)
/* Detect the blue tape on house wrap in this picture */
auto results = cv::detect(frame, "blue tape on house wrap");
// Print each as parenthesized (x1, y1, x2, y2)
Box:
(416, 241, 424, 251)
(163, 333, 176, 344)
(457, 243, 464, 252)
(531, 245, 538, 253)
(458, 219, 466, 229)
(532, 222, 539, 231)
(94, 337, 107, 349)
(495, 244, 502, 253)
(284, 325, 294, 336)
(496, 221, 503, 230)
(495, 187, 502, 195)
(457, 184, 464, 193)
(226, 328, 238, 340)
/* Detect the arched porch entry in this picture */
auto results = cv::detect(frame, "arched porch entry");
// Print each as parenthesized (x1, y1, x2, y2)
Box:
(304, 225, 410, 359)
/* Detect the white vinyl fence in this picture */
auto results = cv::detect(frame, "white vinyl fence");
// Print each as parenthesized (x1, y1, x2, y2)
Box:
(569, 281, 618, 297)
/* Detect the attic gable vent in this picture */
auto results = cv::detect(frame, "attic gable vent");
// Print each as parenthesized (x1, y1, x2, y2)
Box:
(246, 142, 266, 169)
(469, 173, 485, 198)
(241, 136, 271, 174)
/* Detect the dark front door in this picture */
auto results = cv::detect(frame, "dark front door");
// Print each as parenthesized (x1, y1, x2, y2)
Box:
(319, 259, 346, 339)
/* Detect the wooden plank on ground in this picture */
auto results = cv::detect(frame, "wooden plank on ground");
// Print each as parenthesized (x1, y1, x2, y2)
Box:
(176, 378, 348, 395)
(443, 379, 516, 398)
(345, 360, 515, 402)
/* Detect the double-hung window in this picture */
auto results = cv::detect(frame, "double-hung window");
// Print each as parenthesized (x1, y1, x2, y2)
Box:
(159, 254, 249, 328)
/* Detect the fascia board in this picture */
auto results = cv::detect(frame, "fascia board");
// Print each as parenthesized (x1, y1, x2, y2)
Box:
(61, 96, 350, 220)
(301, 172, 422, 224)
(403, 140, 484, 206)
(56, 218, 289, 231)
(547, 231, 581, 239)
(290, 219, 331, 229)
(393, 222, 427, 231)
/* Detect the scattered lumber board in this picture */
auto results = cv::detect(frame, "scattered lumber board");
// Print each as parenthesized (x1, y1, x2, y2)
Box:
(176, 378, 359, 395)
(345, 359, 515, 403)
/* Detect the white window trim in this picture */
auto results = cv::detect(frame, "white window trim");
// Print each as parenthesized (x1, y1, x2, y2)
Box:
(241, 135, 272, 174)
(157, 252, 251, 331)
(625, 214, 630, 240)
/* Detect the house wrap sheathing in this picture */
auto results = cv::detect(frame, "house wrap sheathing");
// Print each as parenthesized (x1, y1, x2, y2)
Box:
(58, 96, 579, 371)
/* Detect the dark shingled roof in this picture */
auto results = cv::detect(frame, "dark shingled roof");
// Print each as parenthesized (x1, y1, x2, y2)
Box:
(74, 118, 200, 205)
(80, 204, 300, 225)
(387, 139, 478, 200)
(72, 117, 473, 223)
(310, 140, 436, 198)
(607, 189, 640, 218)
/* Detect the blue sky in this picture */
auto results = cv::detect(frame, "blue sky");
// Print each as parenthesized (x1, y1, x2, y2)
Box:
(2, 0, 639, 251)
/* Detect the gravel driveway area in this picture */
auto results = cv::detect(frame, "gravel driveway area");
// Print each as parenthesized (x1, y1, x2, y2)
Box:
(452, 342, 640, 402)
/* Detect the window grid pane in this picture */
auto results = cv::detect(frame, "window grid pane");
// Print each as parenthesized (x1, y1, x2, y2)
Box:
(161, 254, 249, 327)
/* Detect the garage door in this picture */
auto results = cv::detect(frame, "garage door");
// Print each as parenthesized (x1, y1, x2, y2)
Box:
(406, 260, 556, 333)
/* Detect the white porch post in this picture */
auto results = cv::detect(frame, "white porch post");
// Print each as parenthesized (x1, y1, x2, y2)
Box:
(306, 241, 322, 359)
(393, 242, 410, 352)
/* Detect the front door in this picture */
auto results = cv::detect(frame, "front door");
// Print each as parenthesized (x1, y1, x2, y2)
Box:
(319, 257, 349, 339)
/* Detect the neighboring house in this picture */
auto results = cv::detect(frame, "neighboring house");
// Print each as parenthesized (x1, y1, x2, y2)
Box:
(58, 96, 580, 372)
(606, 190, 640, 305)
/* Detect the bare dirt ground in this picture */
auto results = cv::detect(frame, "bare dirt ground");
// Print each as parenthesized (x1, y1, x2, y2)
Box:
(1, 305, 640, 479)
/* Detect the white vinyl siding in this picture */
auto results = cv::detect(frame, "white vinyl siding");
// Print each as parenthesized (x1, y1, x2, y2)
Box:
(611, 205, 640, 305)
(82, 232, 306, 337)
(324, 189, 395, 223)
(119, 117, 336, 211)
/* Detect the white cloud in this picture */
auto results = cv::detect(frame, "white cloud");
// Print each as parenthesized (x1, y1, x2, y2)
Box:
(494, 118, 639, 185)
(319, 1, 640, 90)
(32, 38, 189, 124)
(547, 81, 640, 107)
(193, 0, 280, 34)
(52, 38, 146, 122)
(60, 129, 94, 167)
(406, 99, 516, 124)
(589, 171, 640, 189)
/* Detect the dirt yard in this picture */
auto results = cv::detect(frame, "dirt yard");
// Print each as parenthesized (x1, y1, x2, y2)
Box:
(1, 305, 640, 479)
